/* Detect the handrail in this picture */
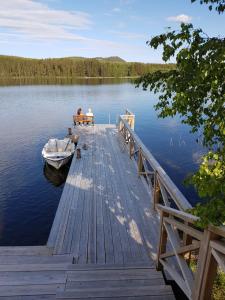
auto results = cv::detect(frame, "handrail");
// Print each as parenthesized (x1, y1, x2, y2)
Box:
(157, 205, 199, 224)
(125, 109, 135, 116)
(118, 114, 192, 211)
(118, 110, 225, 300)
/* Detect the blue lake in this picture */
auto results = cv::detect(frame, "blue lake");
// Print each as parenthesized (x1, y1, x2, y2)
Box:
(0, 80, 205, 245)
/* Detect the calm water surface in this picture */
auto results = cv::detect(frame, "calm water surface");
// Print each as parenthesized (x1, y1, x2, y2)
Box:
(0, 80, 205, 245)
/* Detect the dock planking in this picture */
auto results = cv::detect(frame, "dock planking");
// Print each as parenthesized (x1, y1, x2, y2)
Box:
(48, 124, 160, 263)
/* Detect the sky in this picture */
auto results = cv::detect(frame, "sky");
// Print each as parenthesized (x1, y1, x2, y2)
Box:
(0, 0, 224, 63)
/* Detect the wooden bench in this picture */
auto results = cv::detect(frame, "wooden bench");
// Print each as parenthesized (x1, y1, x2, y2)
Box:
(73, 115, 94, 125)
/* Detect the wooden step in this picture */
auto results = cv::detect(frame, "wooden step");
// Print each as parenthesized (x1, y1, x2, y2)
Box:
(57, 285, 174, 299)
(0, 254, 72, 265)
(58, 265, 174, 299)
(0, 296, 56, 300)
(0, 283, 64, 297)
(0, 270, 66, 286)
(66, 278, 165, 289)
(0, 246, 53, 256)
(67, 268, 163, 281)
(68, 262, 154, 270)
(0, 263, 70, 271)
(58, 296, 175, 300)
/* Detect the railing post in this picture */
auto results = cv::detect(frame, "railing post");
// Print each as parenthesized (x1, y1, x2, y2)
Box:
(130, 115, 135, 130)
(192, 229, 218, 300)
(118, 118, 122, 132)
(156, 209, 169, 270)
(183, 221, 193, 265)
(138, 147, 143, 176)
(153, 171, 160, 210)
(129, 138, 134, 159)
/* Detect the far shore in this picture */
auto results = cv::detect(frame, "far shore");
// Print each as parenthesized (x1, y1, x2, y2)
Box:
(0, 76, 139, 79)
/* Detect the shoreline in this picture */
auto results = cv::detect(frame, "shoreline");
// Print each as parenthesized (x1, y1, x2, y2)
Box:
(0, 76, 138, 79)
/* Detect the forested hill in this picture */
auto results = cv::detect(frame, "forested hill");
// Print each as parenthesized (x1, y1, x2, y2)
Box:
(0, 55, 175, 78)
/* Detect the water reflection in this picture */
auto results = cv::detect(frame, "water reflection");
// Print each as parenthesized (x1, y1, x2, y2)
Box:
(0, 77, 133, 86)
(43, 162, 71, 187)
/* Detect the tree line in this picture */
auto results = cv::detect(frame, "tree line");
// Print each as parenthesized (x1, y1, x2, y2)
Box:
(0, 55, 175, 78)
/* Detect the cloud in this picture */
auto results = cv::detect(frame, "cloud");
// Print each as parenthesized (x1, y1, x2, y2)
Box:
(166, 14, 192, 23)
(0, 0, 92, 41)
(0, 0, 133, 54)
(112, 7, 121, 13)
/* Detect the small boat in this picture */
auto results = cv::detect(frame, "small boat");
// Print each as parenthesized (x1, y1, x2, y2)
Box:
(42, 138, 75, 170)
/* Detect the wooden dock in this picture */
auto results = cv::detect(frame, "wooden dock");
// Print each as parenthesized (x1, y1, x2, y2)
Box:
(0, 110, 224, 300)
(48, 124, 160, 264)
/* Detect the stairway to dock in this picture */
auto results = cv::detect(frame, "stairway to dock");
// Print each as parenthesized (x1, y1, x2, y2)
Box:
(0, 252, 174, 299)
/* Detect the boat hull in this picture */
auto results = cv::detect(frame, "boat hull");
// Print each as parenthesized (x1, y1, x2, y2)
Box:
(44, 155, 73, 170)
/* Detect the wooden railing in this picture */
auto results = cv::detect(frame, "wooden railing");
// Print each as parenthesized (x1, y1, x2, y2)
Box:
(157, 205, 225, 300)
(118, 112, 191, 211)
(119, 109, 135, 130)
(118, 111, 225, 300)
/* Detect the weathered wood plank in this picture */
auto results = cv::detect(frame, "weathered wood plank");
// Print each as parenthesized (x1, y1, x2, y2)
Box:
(107, 129, 146, 262)
(67, 269, 163, 281)
(66, 278, 165, 289)
(67, 263, 154, 270)
(0, 296, 57, 300)
(57, 285, 173, 298)
(0, 255, 72, 265)
(58, 296, 175, 300)
(0, 270, 66, 285)
(95, 126, 107, 264)
(100, 128, 124, 264)
(108, 128, 158, 262)
(0, 264, 70, 272)
(99, 128, 115, 264)
(87, 126, 97, 264)
(0, 284, 64, 296)
(0, 247, 52, 256)
(47, 155, 83, 249)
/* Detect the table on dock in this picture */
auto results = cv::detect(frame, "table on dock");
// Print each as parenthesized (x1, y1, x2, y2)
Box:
(0, 124, 175, 299)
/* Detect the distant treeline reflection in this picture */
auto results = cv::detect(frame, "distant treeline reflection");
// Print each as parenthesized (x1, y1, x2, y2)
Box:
(0, 77, 134, 86)
(0, 55, 175, 86)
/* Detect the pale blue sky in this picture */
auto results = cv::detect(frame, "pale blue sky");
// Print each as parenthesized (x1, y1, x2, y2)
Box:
(0, 0, 224, 62)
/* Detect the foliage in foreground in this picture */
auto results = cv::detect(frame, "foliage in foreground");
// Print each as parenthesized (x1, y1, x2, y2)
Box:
(136, 1, 225, 227)
(213, 268, 225, 300)
(190, 259, 225, 300)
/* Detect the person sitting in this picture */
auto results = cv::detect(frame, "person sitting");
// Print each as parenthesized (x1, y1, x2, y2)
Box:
(86, 108, 93, 117)
(86, 108, 94, 125)
(75, 107, 84, 125)
(77, 107, 83, 116)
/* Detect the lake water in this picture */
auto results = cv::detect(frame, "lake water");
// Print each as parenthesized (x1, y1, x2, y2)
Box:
(0, 80, 205, 245)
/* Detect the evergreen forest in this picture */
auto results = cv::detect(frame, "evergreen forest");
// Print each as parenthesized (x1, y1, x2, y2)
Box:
(0, 55, 175, 79)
